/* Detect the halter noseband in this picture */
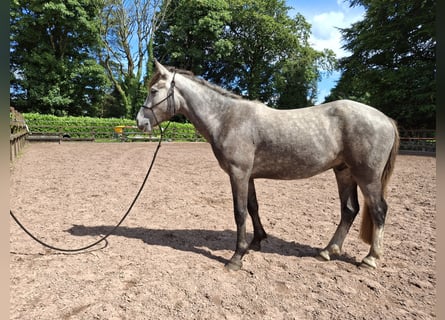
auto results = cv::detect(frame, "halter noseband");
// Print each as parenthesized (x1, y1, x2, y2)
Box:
(141, 71, 177, 128)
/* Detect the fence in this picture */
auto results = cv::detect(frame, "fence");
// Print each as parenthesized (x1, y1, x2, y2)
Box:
(11, 112, 435, 156)
(10, 107, 29, 162)
(399, 129, 435, 156)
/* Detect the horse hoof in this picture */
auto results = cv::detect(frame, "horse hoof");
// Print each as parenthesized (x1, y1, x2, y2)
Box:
(318, 250, 331, 261)
(360, 256, 377, 269)
(225, 260, 242, 271)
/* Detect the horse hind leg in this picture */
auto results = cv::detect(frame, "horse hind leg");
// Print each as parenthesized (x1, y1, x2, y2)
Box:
(319, 166, 360, 261)
(359, 189, 388, 269)
(358, 117, 397, 268)
(247, 179, 267, 251)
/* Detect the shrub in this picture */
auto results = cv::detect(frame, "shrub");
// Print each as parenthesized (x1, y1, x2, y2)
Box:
(23, 113, 205, 142)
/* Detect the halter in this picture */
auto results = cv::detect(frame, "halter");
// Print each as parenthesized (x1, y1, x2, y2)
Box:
(141, 71, 177, 129)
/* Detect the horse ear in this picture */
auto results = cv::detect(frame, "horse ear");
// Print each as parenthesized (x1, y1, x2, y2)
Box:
(154, 59, 170, 77)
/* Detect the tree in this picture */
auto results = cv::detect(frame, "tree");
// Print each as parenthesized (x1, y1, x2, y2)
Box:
(216, 0, 301, 102)
(276, 47, 336, 108)
(99, 0, 170, 118)
(10, 0, 109, 116)
(274, 12, 337, 108)
(327, 0, 436, 129)
(154, 0, 336, 107)
(154, 0, 232, 74)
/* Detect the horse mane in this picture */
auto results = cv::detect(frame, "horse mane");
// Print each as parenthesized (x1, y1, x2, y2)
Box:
(149, 66, 242, 100)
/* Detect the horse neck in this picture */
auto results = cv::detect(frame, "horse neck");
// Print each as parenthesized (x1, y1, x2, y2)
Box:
(176, 76, 236, 142)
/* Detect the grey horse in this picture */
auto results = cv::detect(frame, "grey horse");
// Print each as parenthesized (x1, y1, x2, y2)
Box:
(137, 61, 399, 271)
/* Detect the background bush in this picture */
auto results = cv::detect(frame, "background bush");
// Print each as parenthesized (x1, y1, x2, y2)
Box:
(23, 113, 205, 142)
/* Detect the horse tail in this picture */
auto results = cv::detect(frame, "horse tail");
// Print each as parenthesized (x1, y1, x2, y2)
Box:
(360, 119, 399, 244)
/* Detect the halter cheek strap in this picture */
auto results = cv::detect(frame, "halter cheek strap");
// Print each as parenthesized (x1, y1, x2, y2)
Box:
(141, 71, 177, 129)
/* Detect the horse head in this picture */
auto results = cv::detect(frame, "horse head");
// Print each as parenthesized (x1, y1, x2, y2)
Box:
(136, 60, 179, 132)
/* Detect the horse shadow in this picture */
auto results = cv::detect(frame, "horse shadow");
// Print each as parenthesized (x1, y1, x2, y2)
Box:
(66, 225, 359, 266)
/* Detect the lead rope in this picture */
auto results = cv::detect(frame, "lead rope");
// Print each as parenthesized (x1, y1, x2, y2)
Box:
(11, 72, 178, 253)
(10, 122, 171, 253)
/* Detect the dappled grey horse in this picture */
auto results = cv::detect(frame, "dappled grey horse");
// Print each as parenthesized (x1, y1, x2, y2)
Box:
(137, 61, 399, 271)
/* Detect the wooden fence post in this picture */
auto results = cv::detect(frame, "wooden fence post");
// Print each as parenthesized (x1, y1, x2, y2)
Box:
(9, 107, 29, 162)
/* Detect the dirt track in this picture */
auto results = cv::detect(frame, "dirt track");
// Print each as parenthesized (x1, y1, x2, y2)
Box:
(10, 142, 436, 319)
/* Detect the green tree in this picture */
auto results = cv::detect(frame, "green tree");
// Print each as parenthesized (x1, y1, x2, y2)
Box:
(10, 0, 109, 116)
(154, 0, 336, 107)
(274, 13, 337, 108)
(154, 0, 232, 74)
(327, 0, 436, 129)
(276, 48, 336, 108)
(99, 0, 170, 118)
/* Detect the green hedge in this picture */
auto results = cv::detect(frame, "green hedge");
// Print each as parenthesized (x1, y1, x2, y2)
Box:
(23, 113, 205, 142)
(24, 113, 134, 128)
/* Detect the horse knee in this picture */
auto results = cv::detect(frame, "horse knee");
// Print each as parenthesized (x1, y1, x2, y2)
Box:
(341, 204, 359, 224)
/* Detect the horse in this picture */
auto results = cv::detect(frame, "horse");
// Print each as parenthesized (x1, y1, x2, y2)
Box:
(136, 60, 399, 271)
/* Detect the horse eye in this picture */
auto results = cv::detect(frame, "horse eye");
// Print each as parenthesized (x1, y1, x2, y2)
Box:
(150, 88, 158, 95)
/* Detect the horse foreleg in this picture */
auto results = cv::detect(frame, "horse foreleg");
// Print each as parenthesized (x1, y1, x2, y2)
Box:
(247, 179, 267, 251)
(320, 168, 359, 261)
(225, 174, 250, 271)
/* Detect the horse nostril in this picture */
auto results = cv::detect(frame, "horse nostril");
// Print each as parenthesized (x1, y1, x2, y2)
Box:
(137, 120, 151, 132)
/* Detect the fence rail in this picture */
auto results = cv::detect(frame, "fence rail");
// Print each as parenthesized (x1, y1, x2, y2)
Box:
(398, 129, 435, 155)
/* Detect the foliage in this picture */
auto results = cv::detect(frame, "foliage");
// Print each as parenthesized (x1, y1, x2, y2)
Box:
(276, 47, 337, 108)
(10, 0, 435, 129)
(154, 0, 336, 107)
(23, 113, 204, 141)
(10, 0, 173, 118)
(10, 0, 109, 116)
(23, 113, 132, 139)
(154, 0, 231, 73)
(99, 0, 170, 118)
(23, 113, 134, 128)
(326, 0, 436, 129)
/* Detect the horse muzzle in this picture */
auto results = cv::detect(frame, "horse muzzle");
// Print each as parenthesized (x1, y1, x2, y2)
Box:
(137, 118, 152, 133)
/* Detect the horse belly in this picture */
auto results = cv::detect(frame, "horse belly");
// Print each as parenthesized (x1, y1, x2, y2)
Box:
(252, 150, 341, 180)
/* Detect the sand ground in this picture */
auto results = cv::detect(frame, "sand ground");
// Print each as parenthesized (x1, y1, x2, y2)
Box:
(10, 142, 436, 319)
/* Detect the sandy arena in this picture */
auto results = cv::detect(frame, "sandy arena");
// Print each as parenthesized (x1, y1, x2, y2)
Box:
(10, 142, 436, 319)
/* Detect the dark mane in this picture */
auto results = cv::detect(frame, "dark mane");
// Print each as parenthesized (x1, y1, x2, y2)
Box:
(149, 66, 242, 100)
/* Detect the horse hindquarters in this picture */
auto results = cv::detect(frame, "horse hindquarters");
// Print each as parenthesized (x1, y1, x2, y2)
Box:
(320, 118, 399, 268)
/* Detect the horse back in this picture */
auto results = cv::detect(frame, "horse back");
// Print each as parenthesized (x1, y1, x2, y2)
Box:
(246, 99, 396, 179)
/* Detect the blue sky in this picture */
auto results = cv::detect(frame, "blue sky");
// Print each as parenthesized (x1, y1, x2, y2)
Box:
(285, 0, 365, 103)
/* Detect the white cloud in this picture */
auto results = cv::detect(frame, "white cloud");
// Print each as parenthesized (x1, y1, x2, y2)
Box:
(307, 9, 364, 58)
(311, 11, 345, 40)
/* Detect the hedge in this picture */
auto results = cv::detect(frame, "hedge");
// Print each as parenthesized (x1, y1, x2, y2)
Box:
(23, 113, 205, 142)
